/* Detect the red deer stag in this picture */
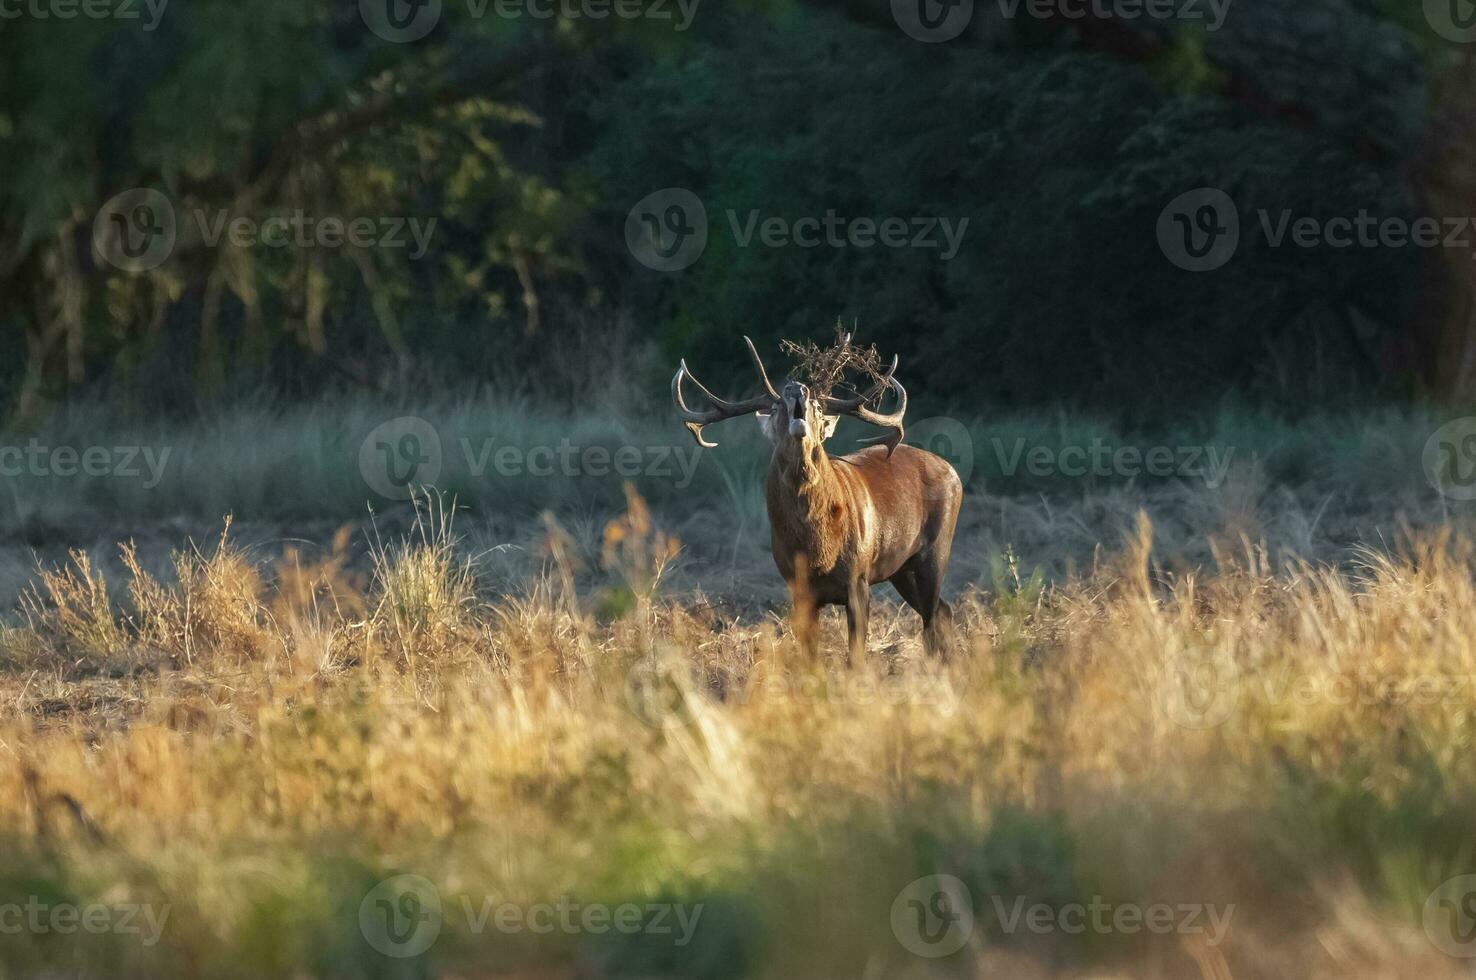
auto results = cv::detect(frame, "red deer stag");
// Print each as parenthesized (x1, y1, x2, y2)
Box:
(672, 337, 963, 661)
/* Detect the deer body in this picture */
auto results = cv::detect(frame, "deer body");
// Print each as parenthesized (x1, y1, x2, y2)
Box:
(674, 337, 963, 661)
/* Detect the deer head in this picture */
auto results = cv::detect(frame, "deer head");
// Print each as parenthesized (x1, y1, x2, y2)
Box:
(671, 336, 907, 457)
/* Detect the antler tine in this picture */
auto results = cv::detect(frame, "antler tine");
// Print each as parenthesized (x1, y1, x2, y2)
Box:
(823, 373, 908, 456)
(827, 353, 899, 409)
(743, 336, 781, 401)
(674, 359, 726, 409)
(870, 353, 898, 393)
(671, 353, 777, 449)
(671, 361, 721, 448)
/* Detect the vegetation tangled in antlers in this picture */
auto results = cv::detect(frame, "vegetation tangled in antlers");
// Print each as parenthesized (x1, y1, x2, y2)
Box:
(780, 324, 890, 402)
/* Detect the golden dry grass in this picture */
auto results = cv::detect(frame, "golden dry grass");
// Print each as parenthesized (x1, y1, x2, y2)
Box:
(1, 493, 1476, 978)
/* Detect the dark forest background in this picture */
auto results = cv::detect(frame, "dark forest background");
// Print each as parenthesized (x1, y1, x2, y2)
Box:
(3, 0, 1475, 423)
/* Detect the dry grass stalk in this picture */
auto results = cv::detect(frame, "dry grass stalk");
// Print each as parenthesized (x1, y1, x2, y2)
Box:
(0, 498, 1474, 978)
(780, 320, 890, 400)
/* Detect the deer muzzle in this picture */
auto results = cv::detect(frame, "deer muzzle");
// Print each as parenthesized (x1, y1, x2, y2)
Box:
(785, 383, 810, 438)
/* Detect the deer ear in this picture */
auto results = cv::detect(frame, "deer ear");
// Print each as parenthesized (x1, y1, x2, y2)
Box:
(756, 412, 779, 443)
(821, 414, 839, 441)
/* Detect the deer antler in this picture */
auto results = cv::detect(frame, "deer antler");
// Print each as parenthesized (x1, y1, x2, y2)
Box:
(671, 336, 780, 447)
(823, 355, 907, 454)
(743, 335, 781, 401)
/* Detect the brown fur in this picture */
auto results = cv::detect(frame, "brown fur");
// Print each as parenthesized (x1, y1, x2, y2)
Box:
(765, 383, 962, 662)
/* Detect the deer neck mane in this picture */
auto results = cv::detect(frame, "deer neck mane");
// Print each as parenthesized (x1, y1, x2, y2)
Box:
(767, 440, 847, 571)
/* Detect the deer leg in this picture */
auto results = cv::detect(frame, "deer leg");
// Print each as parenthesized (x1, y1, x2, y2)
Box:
(890, 568, 925, 617)
(844, 578, 870, 667)
(925, 483, 964, 659)
(893, 566, 945, 654)
(789, 582, 821, 661)
(929, 600, 956, 659)
(912, 553, 954, 660)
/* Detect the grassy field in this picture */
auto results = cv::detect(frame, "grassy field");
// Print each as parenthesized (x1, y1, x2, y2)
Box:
(3, 401, 1476, 977)
(0, 394, 1461, 603)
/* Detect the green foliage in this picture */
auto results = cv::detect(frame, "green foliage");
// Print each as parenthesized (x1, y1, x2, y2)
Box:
(1148, 28, 1227, 96)
(0, 2, 656, 415)
(586, 7, 1423, 415)
(0, 0, 1452, 417)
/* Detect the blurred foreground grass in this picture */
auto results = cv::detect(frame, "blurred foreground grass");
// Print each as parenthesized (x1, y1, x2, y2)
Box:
(2, 491, 1476, 978)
